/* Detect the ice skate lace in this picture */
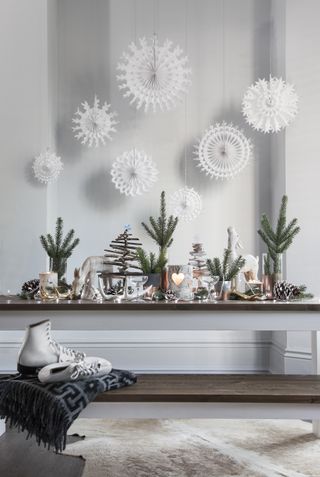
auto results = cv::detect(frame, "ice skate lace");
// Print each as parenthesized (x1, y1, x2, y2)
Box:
(70, 361, 101, 380)
(46, 324, 85, 362)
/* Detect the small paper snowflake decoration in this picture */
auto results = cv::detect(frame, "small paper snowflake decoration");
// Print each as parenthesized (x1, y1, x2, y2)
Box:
(194, 122, 253, 180)
(242, 76, 298, 133)
(170, 186, 202, 222)
(33, 149, 63, 184)
(72, 95, 118, 147)
(111, 148, 158, 196)
(117, 36, 192, 113)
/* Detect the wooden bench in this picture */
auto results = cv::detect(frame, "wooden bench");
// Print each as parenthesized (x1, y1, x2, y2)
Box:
(2, 374, 320, 437)
(81, 374, 320, 428)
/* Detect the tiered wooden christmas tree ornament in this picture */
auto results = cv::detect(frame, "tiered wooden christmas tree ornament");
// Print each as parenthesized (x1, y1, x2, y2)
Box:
(188, 242, 207, 287)
(102, 226, 142, 300)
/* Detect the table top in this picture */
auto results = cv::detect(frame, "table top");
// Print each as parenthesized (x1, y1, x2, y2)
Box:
(0, 295, 319, 312)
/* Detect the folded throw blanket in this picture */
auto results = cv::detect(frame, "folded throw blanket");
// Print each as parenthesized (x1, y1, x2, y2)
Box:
(0, 369, 136, 452)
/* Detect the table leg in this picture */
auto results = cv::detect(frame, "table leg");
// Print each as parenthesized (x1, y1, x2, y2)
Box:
(0, 418, 5, 437)
(312, 330, 320, 437)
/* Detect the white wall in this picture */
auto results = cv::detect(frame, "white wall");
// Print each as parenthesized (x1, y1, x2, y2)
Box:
(285, 0, 320, 296)
(0, 0, 49, 293)
(0, 0, 273, 289)
(269, 0, 320, 373)
(53, 0, 272, 280)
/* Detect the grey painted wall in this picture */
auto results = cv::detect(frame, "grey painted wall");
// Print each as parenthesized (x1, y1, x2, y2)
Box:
(0, 0, 48, 293)
(52, 0, 272, 282)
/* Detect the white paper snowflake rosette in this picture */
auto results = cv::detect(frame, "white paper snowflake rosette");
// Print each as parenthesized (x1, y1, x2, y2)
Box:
(170, 186, 202, 222)
(72, 95, 118, 147)
(33, 150, 63, 184)
(111, 149, 158, 196)
(194, 122, 253, 180)
(242, 76, 298, 133)
(117, 36, 192, 113)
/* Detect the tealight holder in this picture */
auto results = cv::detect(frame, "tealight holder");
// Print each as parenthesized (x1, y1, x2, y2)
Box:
(168, 265, 193, 301)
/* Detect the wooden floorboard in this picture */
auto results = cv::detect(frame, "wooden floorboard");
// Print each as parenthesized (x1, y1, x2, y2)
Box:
(0, 428, 85, 477)
(94, 374, 320, 404)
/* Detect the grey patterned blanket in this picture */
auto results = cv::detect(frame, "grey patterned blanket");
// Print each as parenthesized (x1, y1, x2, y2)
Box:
(0, 369, 136, 452)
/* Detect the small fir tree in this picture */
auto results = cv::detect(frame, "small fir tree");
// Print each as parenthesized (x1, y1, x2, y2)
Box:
(207, 249, 246, 282)
(40, 217, 80, 283)
(141, 191, 178, 271)
(136, 248, 167, 274)
(258, 195, 300, 275)
(263, 253, 272, 276)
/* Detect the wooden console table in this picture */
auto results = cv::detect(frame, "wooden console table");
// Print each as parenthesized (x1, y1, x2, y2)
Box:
(1, 297, 320, 436)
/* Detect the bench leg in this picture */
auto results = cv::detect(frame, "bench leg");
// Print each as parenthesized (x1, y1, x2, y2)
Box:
(0, 418, 5, 437)
(312, 330, 320, 437)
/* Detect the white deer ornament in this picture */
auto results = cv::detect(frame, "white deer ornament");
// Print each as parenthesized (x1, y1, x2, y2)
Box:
(71, 256, 113, 300)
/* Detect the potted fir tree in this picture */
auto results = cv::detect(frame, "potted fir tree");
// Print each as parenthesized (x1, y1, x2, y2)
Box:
(40, 217, 80, 285)
(258, 195, 300, 291)
(141, 191, 178, 290)
(136, 248, 167, 288)
(206, 249, 246, 300)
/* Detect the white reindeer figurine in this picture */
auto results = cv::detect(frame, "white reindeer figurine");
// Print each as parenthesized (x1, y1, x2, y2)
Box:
(71, 256, 113, 301)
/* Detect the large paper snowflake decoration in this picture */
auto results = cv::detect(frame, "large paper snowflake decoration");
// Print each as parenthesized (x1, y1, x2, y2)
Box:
(117, 36, 192, 112)
(33, 149, 63, 184)
(170, 186, 202, 222)
(111, 148, 158, 196)
(194, 122, 253, 180)
(242, 76, 298, 133)
(72, 95, 118, 147)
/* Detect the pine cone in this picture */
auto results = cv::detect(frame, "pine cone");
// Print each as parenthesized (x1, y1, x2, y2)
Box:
(273, 281, 300, 301)
(165, 289, 177, 301)
(21, 279, 40, 298)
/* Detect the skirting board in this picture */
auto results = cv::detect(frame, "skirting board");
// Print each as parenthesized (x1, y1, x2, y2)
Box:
(269, 342, 312, 374)
(0, 330, 270, 373)
(0, 330, 312, 374)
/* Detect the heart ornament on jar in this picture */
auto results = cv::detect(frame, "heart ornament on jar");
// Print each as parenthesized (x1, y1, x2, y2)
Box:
(171, 272, 185, 287)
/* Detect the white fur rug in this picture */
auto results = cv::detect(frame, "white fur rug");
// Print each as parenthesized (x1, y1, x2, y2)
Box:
(66, 419, 320, 477)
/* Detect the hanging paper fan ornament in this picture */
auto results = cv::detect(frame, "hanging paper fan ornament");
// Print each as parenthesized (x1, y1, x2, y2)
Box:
(242, 76, 298, 133)
(194, 122, 253, 180)
(72, 95, 118, 147)
(33, 149, 63, 184)
(111, 148, 158, 196)
(170, 186, 202, 222)
(117, 36, 192, 113)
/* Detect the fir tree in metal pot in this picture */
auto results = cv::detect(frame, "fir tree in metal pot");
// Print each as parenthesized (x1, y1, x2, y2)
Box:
(258, 195, 300, 284)
(206, 249, 245, 300)
(141, 191, 178, 290)
(135, 248, 167, 287)
(40, 217, 80, 284)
